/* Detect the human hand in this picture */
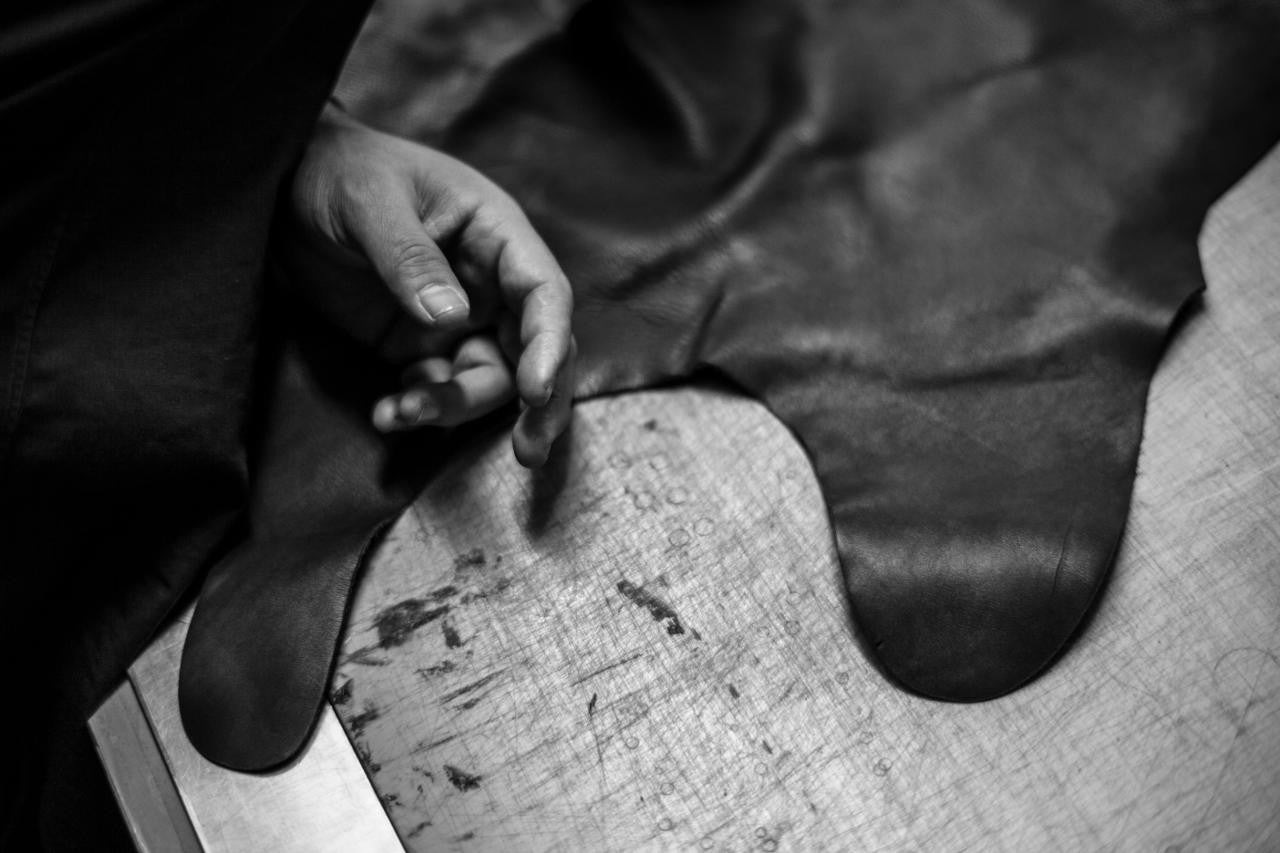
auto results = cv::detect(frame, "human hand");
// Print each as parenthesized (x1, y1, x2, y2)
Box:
(276, 104, 575, 467)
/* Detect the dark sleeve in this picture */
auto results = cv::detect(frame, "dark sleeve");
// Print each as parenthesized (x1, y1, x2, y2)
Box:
(0, 0, 371, 847)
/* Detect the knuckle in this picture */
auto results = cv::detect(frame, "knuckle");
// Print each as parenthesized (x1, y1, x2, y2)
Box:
(389, 240, 450, 287)
(333, 170, 378, 214)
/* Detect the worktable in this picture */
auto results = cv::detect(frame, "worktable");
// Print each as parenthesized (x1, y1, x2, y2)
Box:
(94, 139, 1280, 853)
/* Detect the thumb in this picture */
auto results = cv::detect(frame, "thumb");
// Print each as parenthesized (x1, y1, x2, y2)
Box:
(343, 183, 470, 326)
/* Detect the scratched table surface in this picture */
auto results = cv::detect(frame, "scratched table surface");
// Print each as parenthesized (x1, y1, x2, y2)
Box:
(325, 143, 1280, 852)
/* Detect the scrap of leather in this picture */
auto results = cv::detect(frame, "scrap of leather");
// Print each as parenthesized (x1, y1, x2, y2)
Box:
(177, 0, 1280, 769)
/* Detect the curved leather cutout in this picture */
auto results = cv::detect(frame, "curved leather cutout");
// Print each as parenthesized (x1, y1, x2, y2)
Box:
(178, 319, 454, 771)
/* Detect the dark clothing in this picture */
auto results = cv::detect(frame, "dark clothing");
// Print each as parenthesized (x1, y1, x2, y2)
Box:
(0, 0, 370, 846)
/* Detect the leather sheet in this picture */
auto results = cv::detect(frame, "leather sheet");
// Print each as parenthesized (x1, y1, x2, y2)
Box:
(178, 0, 1280, 769)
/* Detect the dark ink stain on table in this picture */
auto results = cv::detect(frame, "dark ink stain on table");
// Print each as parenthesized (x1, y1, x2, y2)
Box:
(617, 579, 700, 638)
(349, 704, 382, 737)
(588, 692, 599, 717)
(454, 548, 486, 571)
(728, 684, 740, 700)
(406, 821, 432, 839)
(375, 599, 451, 649)
(442, 616, 465, 648)
(762, 740, 773, 754)
(416, 660, 458, 680)
(355, 740, 380, 773)
(643, 418, 659, 431)
(330, 678, 354, 706)
(444, 764, 483, 791)
(454, 831, 476, 842)
(342, 646, 391, 667)
(426, 585, 458, 601)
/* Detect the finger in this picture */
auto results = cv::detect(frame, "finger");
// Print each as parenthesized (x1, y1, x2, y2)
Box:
(465, 202, 574, 406)
(343, 181, 470, 327)
(400, 356, 453, 386)
(371, 336, 515, 432)
(513, 334, 576, 467)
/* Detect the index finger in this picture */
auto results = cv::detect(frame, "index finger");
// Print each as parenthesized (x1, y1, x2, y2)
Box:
(469, 200, 574, 408)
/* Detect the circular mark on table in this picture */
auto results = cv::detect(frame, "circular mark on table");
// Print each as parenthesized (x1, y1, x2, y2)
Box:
(872, 758, 892, 776)
(783, 620, 800, 636)
(754, 827, 768, 839)
(624, 737, 640, 750)
(608, 453, 632, 469)
(834, 671, 850, 686)
(659, 781, 675, 795)
(649, 453, 671, 471)
(630, 490, 656, 510)
(694, 517, 715, 536)
(754, 762, 768, 776)
(658, 817, 675, 832)
(666, 487, 689, 505)
(761, 839, 778, 852)
(856, 730, 876, 745)
(669, 529, 692, 547)
(700, 838, 715, 850)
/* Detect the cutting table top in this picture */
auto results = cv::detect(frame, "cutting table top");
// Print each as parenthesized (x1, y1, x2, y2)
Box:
(95, 148, 1280, 852)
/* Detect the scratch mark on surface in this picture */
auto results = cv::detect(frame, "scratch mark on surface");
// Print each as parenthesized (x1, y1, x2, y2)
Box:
(571, 651, 646, 685)
(413, 733, 458, 753)
(587, 700, 608, 794)
(439, 671, 504, 704)
(1196, 648, 1278, 830)
(617, 579, 700, 638)
(458, 576, 513, 604)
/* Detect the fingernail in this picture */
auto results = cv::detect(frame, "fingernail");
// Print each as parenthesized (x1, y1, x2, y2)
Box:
(417, 285, 465, 322)
(372, 398, 398, 432)
(399, 393, 438, 424)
